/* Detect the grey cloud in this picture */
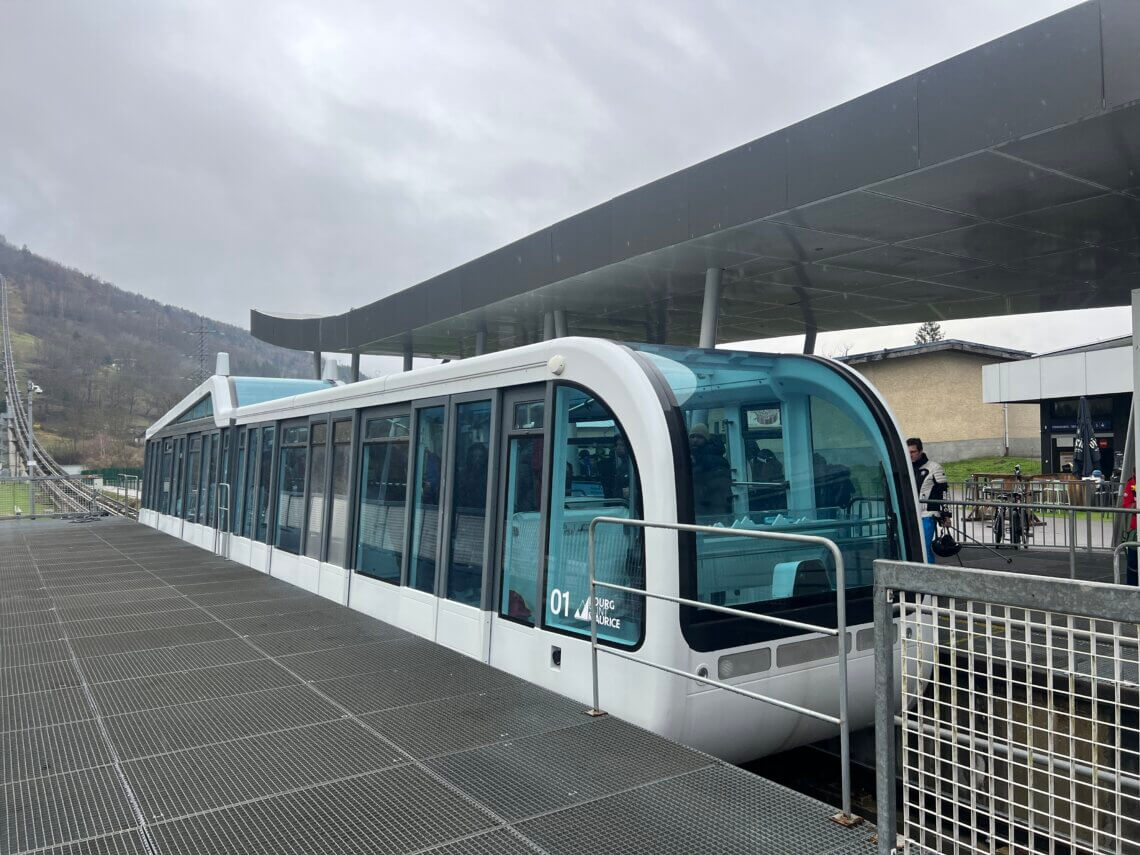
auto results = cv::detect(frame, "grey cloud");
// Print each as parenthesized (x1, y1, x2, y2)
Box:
(0, 0, 1083, 332)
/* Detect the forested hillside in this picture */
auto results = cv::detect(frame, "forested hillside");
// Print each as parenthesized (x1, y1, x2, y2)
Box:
(0, 237, 312, 467)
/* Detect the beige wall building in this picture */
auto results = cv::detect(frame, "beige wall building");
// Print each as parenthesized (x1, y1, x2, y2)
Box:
(841, 341, 1038, 463)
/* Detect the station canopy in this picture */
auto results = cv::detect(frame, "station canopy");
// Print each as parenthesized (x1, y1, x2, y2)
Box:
(252, 1, 1140, 360)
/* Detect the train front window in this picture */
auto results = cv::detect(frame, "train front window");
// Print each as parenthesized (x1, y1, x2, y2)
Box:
(634, 345, 911, 644)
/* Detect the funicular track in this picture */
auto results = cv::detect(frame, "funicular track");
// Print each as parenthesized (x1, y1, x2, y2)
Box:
(0, 275, 131, 517)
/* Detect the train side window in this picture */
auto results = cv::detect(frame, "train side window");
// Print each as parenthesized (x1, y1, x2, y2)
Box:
(544, 386, 644, 646)
(274, 423, 309, 554)
(304, 421, 329, 560)
(254, 426, 276, 541)
(160, 439, 173, 513)
(499, 435, 543, 625)
(172, 437, 185, 518)
(326, 420, 353, 566)
(183, 435, 201, 521)
(355, 411, 410, 583)
(408, 405, 446, 593)
(444, 399, 492, 607)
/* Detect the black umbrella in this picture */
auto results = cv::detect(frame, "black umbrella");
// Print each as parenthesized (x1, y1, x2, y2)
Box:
(1072, 396, 1101, 477)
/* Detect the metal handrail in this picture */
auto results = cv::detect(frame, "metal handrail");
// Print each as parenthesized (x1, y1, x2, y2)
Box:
(925, 496, 1139, 577)
(586, 515, 858, 824)
(1113, 539, 1139, 585)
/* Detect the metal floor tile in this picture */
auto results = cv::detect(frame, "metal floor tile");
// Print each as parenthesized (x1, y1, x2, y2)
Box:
(1, 685, 94, 733)
(362, 682, 587, 759)
(515, 763, 877, 855)
(207, 594, 329, 620)
(35, 829, 151, 855)
(103, 684, 344, 759)
(60, 609, 215, 640)
(1, 717, 111, 784)
(278, 637, 425, 681)
(89, 659, 298, 717)
(222, 606, 350, 637)
(54, 597, 196, 624)
(427, 717, 713, 822)
(252, 622, 409, 657)
(2, 764, 138, 853)
(419, 829, 541, 855)
(148, 765, 496, 855)
(81, 638, 264, 685)
(1, 659, 82, 697)
(69, 622, 235, 659)
(123, 719, 406, 820)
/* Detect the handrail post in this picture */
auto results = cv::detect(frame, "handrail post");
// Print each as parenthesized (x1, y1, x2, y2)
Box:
(1115, 540, 1139, 586)
(873, 575, 897, 855)
(1068, 508, 1077, 579)
(828, 539, 854, 825)
(586, 519, 604, 717)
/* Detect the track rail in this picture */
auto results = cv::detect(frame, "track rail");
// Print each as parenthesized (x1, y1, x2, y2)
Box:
(1, 276, 132, 517)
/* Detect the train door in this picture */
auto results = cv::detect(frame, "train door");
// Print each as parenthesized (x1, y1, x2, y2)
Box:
(435, 392, 497, 662)
(401, 398, 447, 640)
(489, 385, 549, 674)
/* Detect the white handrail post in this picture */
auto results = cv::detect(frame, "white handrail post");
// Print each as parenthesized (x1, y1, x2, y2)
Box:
(586, 519, 604, 716)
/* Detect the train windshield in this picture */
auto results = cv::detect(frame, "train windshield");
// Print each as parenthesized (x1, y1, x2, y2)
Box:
(632, 345, 917, 648)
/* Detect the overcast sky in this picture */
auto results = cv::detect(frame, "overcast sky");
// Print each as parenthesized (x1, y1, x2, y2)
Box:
(1, 0, 1129, 361)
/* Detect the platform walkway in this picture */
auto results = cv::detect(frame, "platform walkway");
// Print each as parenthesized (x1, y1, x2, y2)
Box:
(1, 519, 875, 855)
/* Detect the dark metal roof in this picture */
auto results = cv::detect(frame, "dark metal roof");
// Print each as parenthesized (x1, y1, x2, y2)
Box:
(840, 339, 1032, 365)
(252, 0, 1140, 359)
(1032, 334, 1132, 357)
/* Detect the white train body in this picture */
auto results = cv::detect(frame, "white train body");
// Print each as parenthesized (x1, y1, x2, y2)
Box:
(141, 338, 923, 762)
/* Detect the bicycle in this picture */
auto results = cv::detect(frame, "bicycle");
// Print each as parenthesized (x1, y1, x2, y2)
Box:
(991, 466, 1031, 549)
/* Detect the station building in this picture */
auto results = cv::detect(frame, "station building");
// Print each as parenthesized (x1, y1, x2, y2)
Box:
(840, 340, 1037, 462)
(983, 335, 1133, 474)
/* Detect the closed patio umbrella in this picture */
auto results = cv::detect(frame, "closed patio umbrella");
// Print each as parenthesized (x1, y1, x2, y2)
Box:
(1072, 396, 1101, 477)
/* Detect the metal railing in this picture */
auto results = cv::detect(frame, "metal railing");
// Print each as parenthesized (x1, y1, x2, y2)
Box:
(1113, 540, 1138, 586)
(928, 496, 1139, 577)
(0, 475, 104, 519)
(586, 516, 859, 825)
(873, 559, 1139, 854)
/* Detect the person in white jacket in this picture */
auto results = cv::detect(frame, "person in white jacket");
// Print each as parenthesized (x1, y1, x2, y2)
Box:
(908, 437, 948, 561)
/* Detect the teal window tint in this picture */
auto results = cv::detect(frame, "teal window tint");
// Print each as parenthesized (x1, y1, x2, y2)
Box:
(255, 426, 275, 541)
(183, 436, 201, 521)
(242, 429, 259, 537)
(326, 421, 352, 566)
(408, 407, 446, 593)
(544, 387, 643, 646)
(172, 395, 213, 425)
(633, 345, 904, 613)
(446, 400, 492, 607)
(230, 378, 333, 407)
(499, 435, 544, 625)
(274, 427, 307, 554)
(160, 440, 173, 513)
(304, 423, 328, 560)
(355, 424, 409, 583)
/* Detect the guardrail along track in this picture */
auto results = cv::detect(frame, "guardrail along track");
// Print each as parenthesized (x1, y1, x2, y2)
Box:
(0, 275, 132, 517)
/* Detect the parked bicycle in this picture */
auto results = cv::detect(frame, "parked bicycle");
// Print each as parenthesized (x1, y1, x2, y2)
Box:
(991, 465, 1031, 549)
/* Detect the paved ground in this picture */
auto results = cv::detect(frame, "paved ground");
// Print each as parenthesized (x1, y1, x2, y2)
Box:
(0, 518, 876, 855)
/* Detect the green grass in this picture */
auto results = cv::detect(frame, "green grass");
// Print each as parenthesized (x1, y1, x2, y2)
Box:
(942, 456, 1041, 482)
(0, 483, 33, 517)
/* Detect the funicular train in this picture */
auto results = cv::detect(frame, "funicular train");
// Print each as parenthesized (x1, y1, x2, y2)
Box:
(140, 338, 923, 762)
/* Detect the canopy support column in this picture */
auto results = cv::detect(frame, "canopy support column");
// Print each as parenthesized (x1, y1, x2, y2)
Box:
(553, 309, 568, 338)
(474, 325, 487, 356)
(312, 350, 322, 380)
(402, 341, 413, 372)
(543, 311, 555, 341)
(699, 268, 723, 349)
(350, 351, 360, 382)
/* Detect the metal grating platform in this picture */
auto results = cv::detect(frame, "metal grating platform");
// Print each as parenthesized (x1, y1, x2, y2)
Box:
(0, 519, 876, 854)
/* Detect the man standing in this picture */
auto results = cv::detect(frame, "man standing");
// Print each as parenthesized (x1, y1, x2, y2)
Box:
(908, 437, 948, 561)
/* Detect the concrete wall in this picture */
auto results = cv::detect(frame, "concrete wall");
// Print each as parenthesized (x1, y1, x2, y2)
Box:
(849, 351, 1039, 462)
